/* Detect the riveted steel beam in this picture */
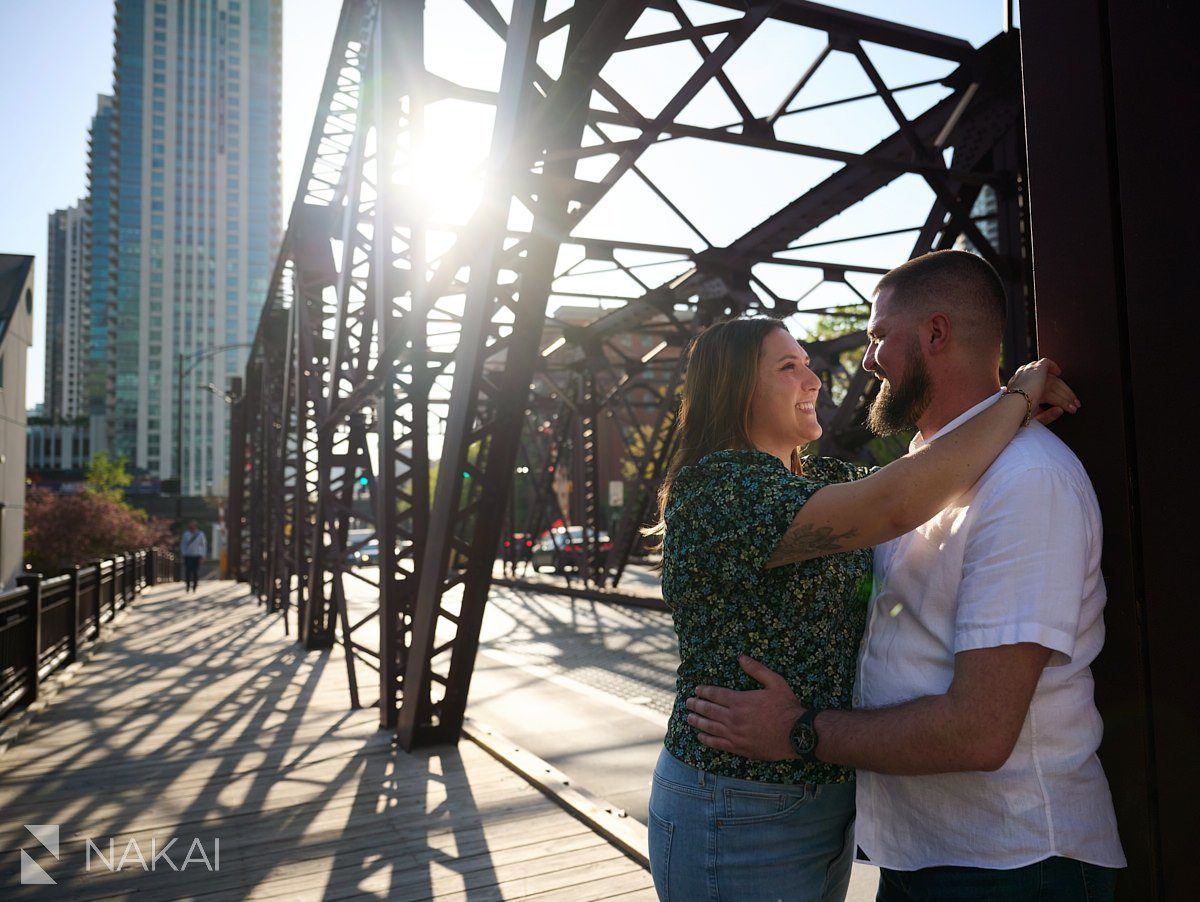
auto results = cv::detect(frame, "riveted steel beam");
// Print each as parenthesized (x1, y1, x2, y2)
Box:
(231, 1, 1030, 741)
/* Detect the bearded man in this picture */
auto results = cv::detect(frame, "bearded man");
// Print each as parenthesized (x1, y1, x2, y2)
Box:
(685, 250, 1126, 901)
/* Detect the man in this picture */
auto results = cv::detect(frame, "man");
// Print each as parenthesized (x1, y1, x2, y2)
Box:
(180, 520, 207, 593)
(685, 250, 1125, 899)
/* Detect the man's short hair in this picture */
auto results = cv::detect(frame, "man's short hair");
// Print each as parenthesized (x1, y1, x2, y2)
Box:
(875, 250, 1007, 348)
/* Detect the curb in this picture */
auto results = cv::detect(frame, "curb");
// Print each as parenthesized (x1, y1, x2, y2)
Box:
(462, 717, 650, 870)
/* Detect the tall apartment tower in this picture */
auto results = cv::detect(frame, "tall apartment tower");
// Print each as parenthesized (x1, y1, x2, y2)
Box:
(45, 203, 90, 421)
(86, 93, 117, 455)
(97, 0, 282, 495)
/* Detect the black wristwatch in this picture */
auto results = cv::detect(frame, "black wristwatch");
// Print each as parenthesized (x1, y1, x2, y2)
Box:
(789, 707, 823, 762)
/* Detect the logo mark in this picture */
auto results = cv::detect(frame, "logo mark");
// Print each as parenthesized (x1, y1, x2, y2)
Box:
(22, 824, 59, 885)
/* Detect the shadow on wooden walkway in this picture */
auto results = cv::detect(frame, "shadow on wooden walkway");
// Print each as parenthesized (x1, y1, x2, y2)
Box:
(0, 581, 655, 900)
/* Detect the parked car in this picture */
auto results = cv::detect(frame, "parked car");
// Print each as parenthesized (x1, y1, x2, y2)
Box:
(531, 526, 611, 573)
(345, 538, 379, 567)
(344, 538, 413, 568)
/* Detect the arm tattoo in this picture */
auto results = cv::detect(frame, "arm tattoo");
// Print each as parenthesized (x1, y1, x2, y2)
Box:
(766, 523, 859, 567)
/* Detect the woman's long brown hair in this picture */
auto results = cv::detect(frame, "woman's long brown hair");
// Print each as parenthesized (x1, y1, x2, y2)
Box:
(644, 317, 804, 545)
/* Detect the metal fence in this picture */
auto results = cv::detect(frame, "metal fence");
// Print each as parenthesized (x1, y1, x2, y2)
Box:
(0, 549, 177, 723)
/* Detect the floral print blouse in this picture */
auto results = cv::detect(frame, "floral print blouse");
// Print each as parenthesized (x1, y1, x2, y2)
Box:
(662, 448, 873, 785)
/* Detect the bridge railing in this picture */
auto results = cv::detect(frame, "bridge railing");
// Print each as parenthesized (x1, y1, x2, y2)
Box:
(0, 549, 177, 723)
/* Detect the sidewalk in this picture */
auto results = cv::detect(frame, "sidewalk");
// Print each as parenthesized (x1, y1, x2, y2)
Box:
(0, 580, 654, 900)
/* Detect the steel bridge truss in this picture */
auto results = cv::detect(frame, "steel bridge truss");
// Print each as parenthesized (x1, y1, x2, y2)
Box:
(230, 0, 1031, 748)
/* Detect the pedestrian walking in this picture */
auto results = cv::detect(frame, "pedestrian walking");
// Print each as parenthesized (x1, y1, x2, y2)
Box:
(181, 520, 207, 592)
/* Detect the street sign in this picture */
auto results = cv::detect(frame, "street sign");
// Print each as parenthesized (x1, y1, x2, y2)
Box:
(609, 480, 624, 508)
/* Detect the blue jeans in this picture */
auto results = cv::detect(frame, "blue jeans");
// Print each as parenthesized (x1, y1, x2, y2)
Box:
(876, 856, 1118, 901)
(183, 555, 201, 590)
(648, 747, 856, 902)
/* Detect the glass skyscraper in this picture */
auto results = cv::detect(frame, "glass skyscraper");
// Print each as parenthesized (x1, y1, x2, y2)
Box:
(86, 93, 117, 451)
(92, 0, 281, 495)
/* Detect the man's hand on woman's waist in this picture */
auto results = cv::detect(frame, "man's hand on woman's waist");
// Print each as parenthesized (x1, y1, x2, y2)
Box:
(688, 643, 1053, 775)
(685, 655, 803, 762)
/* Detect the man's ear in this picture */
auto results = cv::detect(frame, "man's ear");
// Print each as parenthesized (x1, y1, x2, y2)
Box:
(925, 312, 952, 355)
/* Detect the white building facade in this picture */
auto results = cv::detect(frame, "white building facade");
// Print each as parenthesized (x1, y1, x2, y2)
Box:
(0, 255, 34, 589)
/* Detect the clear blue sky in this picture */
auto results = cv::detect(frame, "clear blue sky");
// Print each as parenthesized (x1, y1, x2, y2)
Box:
(0, 1, 1010, 409)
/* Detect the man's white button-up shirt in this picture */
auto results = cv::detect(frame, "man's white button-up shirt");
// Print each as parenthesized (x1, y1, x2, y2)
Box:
(855, 392, 1126, 871)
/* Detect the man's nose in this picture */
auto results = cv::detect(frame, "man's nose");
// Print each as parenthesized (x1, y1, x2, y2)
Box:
(862, 343, 877, 372)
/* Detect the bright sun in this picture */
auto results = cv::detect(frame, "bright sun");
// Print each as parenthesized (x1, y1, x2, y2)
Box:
(406, 99, 494, 228)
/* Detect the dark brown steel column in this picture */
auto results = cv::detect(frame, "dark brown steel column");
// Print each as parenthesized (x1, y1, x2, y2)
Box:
(374, 0, 427, 730)
(226, 376, 246, 581)
(1020, 1, 1196, 896)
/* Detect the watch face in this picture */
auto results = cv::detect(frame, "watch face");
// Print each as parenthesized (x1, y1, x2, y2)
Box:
(790, 720, 817, 756)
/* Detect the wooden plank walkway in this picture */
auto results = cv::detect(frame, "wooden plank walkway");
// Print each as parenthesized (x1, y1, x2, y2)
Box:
(0, 581, 655, 900)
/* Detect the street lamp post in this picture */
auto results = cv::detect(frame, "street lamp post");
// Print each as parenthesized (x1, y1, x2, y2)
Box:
(176, 351, 184, 529)
(175, 344, 252, 530)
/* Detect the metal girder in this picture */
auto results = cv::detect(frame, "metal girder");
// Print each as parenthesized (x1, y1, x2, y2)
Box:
(719, 50, 1019, 273)
(524, 399, 574, 546)
(646, 0, 974, 63)
(232, 1, 1033, 743)
(528, 30, 1026, 590)
(397, 0, 650, 749)
(603, 357, 686, 586)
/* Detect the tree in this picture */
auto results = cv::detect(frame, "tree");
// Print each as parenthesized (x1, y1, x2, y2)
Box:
(800, 306, 870, 343)
(24, 488, 174, 576)
(84, 451, 133, 502)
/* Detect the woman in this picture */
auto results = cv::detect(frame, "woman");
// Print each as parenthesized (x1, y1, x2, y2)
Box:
(646, 318, 1073, 901)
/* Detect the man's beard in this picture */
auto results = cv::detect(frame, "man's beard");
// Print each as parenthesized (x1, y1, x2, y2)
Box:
(866, 345, 933, 436)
